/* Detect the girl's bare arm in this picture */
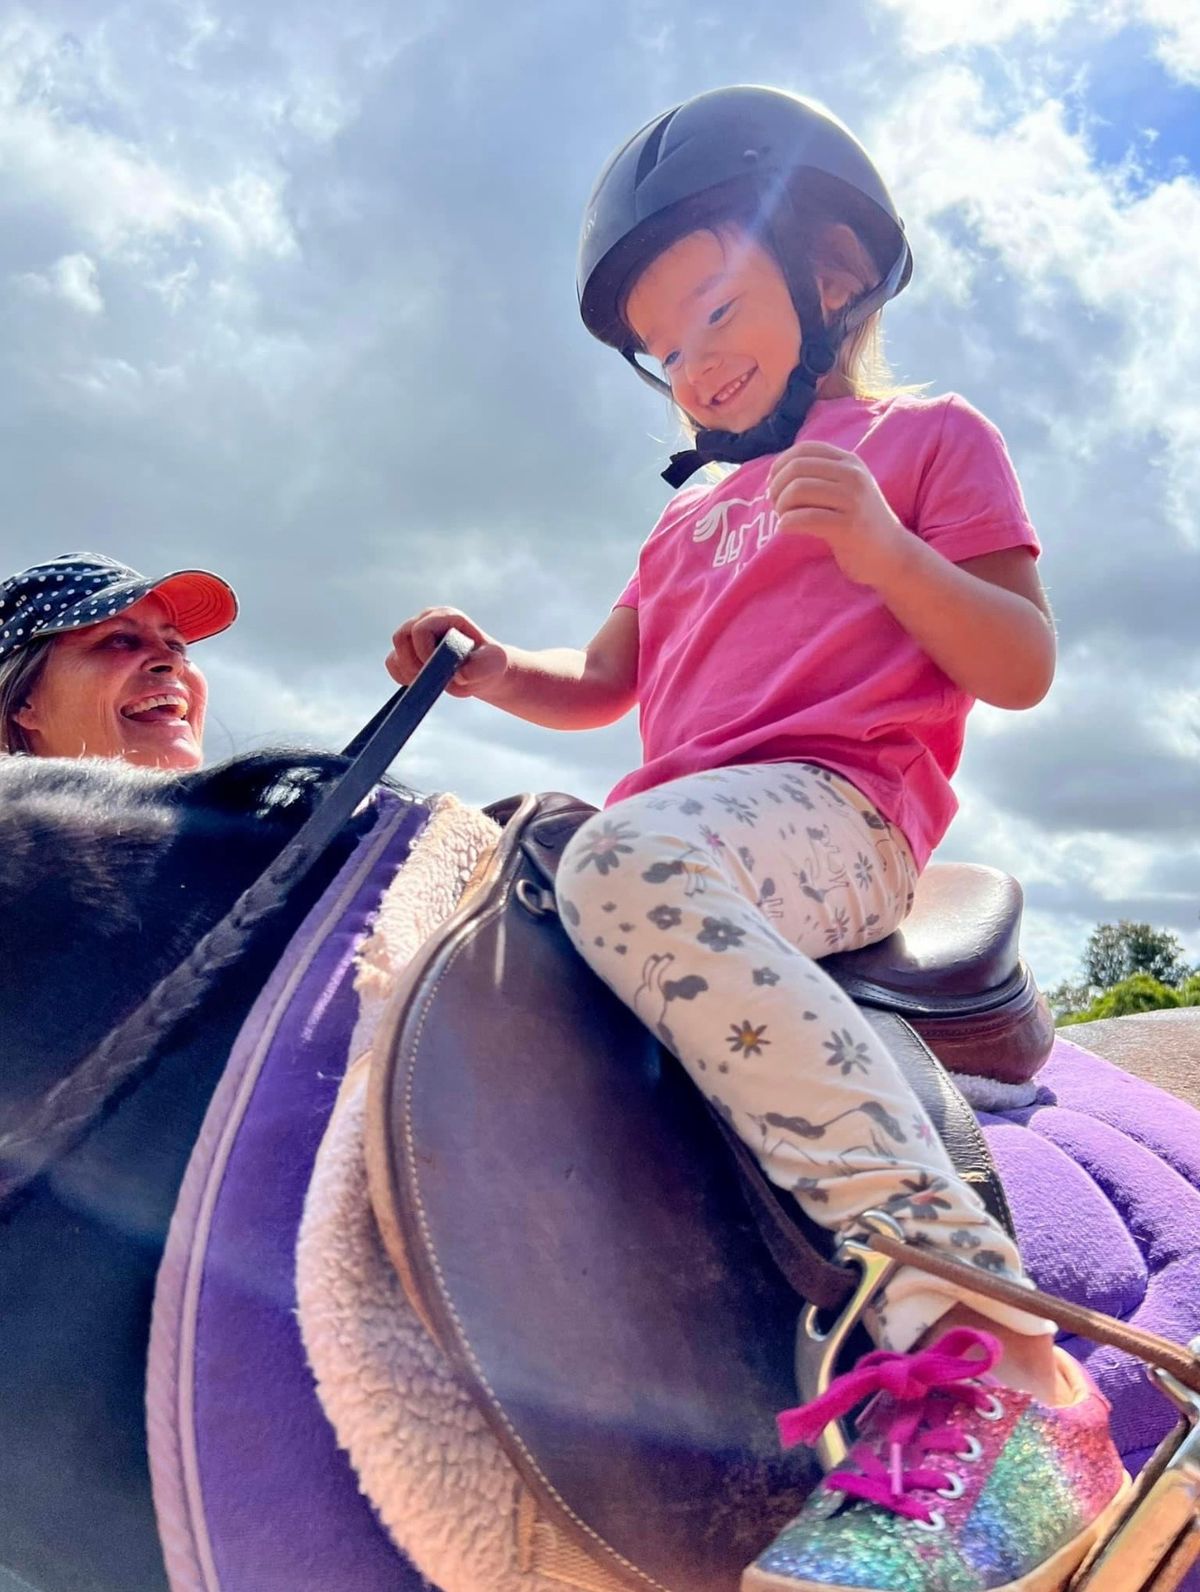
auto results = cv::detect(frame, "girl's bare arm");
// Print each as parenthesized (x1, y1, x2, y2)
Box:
(387, 604, 639, 730)
(872, 543, 1056, 710)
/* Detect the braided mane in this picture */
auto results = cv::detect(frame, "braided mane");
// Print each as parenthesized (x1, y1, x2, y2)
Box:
(0, 750, 388, 1203)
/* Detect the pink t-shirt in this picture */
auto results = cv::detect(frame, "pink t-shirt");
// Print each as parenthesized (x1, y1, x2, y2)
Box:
(607, 392, 1040, 869)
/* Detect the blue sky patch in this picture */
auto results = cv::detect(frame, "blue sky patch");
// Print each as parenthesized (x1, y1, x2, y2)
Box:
(1075, 25, 1199, 188)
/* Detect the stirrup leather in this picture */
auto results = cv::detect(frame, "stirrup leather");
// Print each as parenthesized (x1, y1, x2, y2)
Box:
(795, 1213, 1200, 1592)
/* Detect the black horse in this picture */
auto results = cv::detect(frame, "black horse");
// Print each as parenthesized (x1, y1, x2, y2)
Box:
(0, 752, 399, 1592)
(4, 751, 1199, 1592)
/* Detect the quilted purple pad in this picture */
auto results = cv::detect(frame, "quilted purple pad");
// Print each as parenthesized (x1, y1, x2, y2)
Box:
(981, 1035, 1200, 1482)
(148, 794, 430, 1592)
(982, 1037, 1200, 1592)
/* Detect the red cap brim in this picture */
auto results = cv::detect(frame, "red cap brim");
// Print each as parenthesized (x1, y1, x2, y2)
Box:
(148, 569, 239, 645)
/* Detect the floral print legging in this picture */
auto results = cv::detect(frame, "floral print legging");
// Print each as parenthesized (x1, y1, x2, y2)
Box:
(556, 762, 1050, 1352)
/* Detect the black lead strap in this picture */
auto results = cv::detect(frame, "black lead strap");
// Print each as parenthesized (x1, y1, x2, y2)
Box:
(302, 627, 475, 854)
(661, 351, 834, 488)
(232, 626, 476, 919)
(341, 630, 473, 760)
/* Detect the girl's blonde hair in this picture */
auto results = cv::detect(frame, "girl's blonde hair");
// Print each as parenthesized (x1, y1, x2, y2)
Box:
(0, 638, 54, 755)
(806, 219, 922, 402)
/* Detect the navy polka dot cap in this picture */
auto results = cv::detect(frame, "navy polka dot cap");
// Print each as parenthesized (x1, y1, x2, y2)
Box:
(0, 552, 238, 664)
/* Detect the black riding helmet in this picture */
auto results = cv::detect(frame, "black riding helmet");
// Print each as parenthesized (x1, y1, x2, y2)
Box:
(577, 86, 912, 486)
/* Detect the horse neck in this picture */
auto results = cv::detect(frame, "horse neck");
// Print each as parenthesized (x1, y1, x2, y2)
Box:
(0, 772, 359, 1126)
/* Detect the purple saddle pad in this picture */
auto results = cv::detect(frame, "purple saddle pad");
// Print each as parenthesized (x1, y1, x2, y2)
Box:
(982, 1038, 1200, 1592)
(982, 1036, 1200, 1484)
(147, 793, 429, 1592)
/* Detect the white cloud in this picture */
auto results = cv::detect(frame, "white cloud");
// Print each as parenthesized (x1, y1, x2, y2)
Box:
(875, 67, 1200, 543)
(942, 774, 1200, 984)
(941, 641, 1200, 985)
(17, 250, 103, 314)
(51, 252, 103, 314)
(150, 260, 201, 313)
(876, 0, 1074, 54)
(0, 14, 296, 265)
(159, 4, 436, 145)
(1108, 0, 1200, 84)
(169, 3, 226, 72)
(201, 653, 361, 753)
(881, 0, 1200, 84)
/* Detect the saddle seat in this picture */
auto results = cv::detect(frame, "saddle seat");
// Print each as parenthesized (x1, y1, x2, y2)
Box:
(824, 862, 1055, 1084)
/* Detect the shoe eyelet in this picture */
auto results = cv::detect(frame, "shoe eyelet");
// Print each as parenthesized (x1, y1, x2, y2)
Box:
(954, 1435, 983, 1463)
(978, 1393, 1005, 1422)
(913, 1509, 946, 1534)
(935, 1473, 965, 1501)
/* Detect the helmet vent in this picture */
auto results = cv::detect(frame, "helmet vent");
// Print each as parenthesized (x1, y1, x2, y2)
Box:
(634, 109, 677, 189)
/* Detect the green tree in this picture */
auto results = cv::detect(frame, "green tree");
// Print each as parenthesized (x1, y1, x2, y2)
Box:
(1050, 920, 1197, 1023)
(1058, 973, 1182, 1026)
(1082, 921, 1193, 990)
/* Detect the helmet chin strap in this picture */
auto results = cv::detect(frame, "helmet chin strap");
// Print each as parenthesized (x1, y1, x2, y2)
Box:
(661, 332, 837, 488)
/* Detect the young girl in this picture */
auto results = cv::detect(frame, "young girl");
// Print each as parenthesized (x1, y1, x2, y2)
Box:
(387, 86, 1124, 1592)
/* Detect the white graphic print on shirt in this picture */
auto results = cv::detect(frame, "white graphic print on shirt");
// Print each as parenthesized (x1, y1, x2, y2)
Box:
(692, 496, 780, 569)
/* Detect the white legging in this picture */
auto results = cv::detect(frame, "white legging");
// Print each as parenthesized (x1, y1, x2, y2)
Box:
(556, 762, 1050, 1351)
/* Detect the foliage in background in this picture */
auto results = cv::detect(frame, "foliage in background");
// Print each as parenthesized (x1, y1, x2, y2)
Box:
(1057, 972, 1200, 1026)
(1048, 921, 1198, 1024)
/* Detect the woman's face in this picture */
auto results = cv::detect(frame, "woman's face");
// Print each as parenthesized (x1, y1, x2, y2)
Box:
(625, 224, 803, 432)
(15, 593, 208, 770)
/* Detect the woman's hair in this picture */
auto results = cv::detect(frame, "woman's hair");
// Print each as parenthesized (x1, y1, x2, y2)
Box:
(0, 638, 54, 755)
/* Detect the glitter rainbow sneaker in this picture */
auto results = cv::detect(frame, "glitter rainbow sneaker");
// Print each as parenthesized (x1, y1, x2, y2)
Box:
(743, 1327, 1129, 1592)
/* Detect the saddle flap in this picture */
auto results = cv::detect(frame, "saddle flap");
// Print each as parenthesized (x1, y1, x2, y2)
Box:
(367, 795, 816, 1592)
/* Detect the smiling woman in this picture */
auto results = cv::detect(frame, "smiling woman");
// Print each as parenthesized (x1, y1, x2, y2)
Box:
(0, 553, 238, 771)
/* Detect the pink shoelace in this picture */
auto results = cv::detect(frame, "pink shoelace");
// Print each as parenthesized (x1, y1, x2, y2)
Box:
(778, 1327, 1006, 1521)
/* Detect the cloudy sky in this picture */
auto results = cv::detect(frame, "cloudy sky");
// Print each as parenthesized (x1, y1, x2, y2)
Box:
(1, 0, 1197, 984)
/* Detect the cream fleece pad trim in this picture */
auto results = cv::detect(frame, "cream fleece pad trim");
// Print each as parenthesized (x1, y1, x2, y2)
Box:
(296, 795, 584, 1591)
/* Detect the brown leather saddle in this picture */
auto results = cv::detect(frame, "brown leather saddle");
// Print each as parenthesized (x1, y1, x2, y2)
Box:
(366, 793, 1050, 1592)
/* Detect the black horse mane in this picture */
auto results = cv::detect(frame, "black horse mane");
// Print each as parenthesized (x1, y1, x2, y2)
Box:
(0, 750, 367, 927)
(0, 749, 414, 1202)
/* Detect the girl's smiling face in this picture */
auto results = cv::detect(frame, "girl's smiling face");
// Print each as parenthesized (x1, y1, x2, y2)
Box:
(15, 592, 208, 769)
(624, 225, 803, 432)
